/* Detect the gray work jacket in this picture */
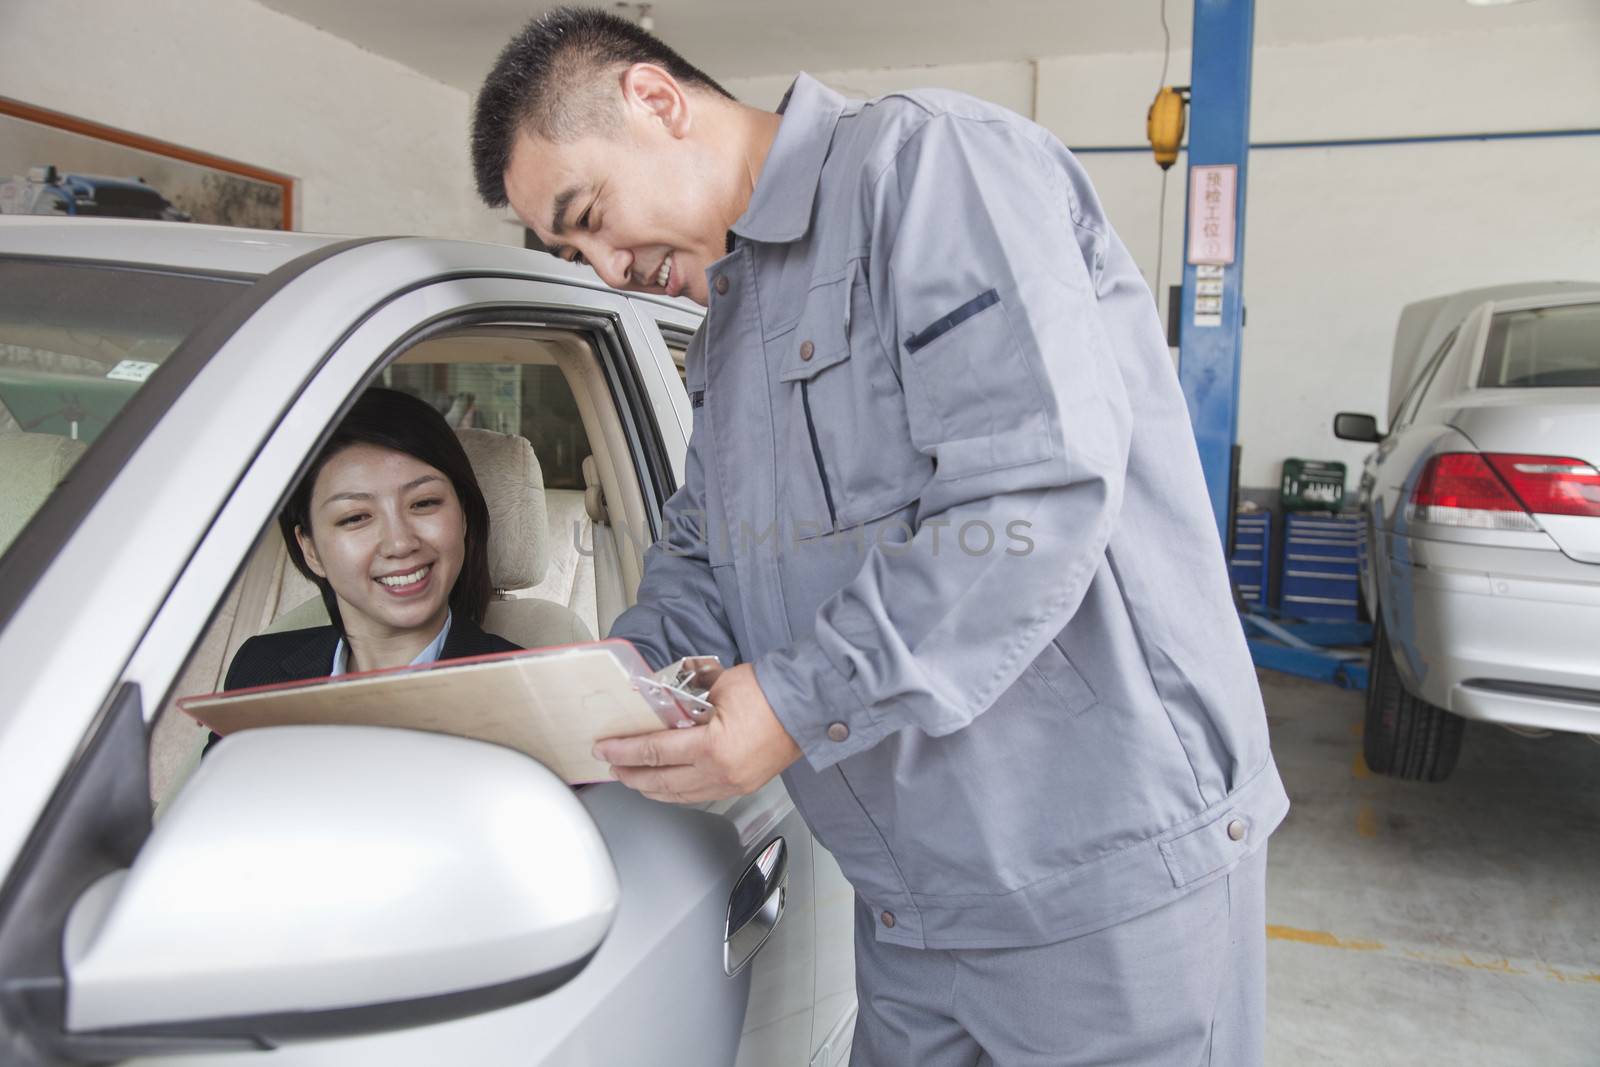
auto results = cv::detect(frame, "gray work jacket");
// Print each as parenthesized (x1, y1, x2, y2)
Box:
(609, 74, 1289, 950)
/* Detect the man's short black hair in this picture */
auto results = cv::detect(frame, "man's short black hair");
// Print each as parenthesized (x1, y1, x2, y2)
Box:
(472, 6, 734, 207)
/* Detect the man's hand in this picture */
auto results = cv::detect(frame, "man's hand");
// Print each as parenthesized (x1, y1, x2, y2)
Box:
(593, 663, 803, 804)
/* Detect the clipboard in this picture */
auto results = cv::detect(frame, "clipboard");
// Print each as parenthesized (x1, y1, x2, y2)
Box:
(179, 639, 720, 785)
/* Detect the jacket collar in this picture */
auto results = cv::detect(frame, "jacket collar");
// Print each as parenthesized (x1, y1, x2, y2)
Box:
(441, 616, 494, 660)
(731, 73, 847, 245)
(275, 617, 493, 681)
(276, 627, 339, 681)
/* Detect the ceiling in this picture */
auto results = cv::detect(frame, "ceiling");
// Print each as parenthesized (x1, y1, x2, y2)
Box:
(257, 0, 1600, 92)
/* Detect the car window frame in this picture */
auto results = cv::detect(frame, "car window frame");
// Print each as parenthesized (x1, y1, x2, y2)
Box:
(128, 288, 676, 734)
(1393, 327, 1459, 432)
(0, 257, 670, 890)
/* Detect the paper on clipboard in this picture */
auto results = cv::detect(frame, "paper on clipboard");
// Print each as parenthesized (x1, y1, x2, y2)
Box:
(179, 639, 719, 785)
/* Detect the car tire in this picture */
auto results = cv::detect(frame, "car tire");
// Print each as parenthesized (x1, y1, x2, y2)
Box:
(1363, 619, 1464, 781)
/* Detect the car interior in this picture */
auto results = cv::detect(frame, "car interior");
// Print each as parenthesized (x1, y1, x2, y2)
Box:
(144, 323, 663, 806)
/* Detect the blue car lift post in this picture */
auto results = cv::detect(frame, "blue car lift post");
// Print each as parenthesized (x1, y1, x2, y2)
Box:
(1175, 0, 1371, 689)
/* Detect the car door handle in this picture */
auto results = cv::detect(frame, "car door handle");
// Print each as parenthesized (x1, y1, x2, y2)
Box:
(724, 837, 787, 976)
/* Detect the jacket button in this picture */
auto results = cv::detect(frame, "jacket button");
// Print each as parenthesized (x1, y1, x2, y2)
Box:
(881, 911, 896, 929)
(714, 274, 729, 295)
(800, 340, 815, 361)
(1227, 818, 1247, 842)
(826, 722, 850, 742)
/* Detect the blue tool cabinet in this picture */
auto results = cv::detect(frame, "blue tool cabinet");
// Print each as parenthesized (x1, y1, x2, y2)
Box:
(1229, 511, 1272, 607)
(1278, 513, 1362, 620)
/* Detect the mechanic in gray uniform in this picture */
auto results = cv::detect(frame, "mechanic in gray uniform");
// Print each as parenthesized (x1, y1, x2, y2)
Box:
(472, 9, 1288, 1065)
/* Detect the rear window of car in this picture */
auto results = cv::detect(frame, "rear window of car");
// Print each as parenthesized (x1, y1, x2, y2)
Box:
(1478, 302, 1600, 388)
(0, 257, 250, 558)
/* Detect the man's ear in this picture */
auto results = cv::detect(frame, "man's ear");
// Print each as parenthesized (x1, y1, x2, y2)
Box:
(295, 525, 327, 579)
(620, 62, 692, 138)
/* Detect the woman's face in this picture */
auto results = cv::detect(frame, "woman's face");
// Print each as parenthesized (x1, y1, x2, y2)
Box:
(296, 443, 467, 642)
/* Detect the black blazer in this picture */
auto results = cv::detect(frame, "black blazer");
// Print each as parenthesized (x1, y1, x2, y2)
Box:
(204, 618, 521, 754)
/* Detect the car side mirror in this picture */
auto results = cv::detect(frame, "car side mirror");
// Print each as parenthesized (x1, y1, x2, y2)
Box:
(1333, 412, 1384, 443)
(58, 726, 618, 1052)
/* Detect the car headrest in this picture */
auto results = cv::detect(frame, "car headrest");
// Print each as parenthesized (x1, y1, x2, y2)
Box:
(455, 427, 548, 591)
(0, 431, 88, 555)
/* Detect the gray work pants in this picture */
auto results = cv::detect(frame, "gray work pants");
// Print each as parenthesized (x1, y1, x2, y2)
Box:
(849, 846, 1267, 1067)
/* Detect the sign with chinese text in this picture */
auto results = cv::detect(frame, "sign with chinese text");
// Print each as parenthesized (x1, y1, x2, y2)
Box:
(1186, 164, 1237, 266)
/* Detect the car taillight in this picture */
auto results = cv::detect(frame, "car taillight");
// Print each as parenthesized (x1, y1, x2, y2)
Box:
(1483, 454, 1600, 519)
(1406, 453, 1539, 530)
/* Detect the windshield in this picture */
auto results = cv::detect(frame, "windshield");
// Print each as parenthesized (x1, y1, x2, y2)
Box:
(0, 256, 251, 556)
(1478, 302, 1600, 389)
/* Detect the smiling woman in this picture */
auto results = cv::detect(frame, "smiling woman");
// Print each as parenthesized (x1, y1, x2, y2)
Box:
(202, 388, 522, 754)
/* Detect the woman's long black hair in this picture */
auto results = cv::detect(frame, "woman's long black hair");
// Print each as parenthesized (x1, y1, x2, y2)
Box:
(279, 387, 493, 632)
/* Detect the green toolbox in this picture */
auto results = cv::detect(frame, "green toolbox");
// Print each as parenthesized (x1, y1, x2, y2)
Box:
(1280, 459, 1347, 512)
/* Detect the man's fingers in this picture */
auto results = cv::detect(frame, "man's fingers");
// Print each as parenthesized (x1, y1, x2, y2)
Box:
(594, 725, 706, 768)
(614, 764, 716, 805)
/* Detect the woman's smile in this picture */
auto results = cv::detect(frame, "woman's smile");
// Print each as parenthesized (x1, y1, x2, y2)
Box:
(375, 562, 433, 595)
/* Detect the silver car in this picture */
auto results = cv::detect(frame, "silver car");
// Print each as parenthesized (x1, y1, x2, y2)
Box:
(0, 217, 856, 1065)
(1334, 283, 1600, 781)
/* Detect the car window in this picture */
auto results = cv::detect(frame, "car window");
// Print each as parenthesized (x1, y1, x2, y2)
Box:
(1394, 328, 1458, 430)
(654, 326, 691, 385)
(150, 323, 652, 805)
(0, 257, 249, 557)
(1478, 302, 1600, 388)
(382, 340, 611, 634)
(383, 360, 589, 490)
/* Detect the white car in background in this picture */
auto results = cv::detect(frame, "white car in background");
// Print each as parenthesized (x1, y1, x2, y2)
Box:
(1335, 283, 1600, 781)
(0, 217, 856, 1066)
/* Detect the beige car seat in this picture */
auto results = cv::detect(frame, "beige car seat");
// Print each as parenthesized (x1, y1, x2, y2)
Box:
(531, 486, 600, 638)
(0, 431, 87, 555)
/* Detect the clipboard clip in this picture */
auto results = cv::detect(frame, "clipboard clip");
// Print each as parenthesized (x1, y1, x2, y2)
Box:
(638, 655, 722, 727)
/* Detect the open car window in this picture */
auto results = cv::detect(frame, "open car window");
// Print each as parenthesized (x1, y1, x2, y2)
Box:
(149, 322, 652, 807)
(0, 257, 249, 558)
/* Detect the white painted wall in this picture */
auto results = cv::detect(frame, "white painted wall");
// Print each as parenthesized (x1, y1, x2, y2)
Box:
(0, 0, 519, 245)
(724, 24, 1600, 489)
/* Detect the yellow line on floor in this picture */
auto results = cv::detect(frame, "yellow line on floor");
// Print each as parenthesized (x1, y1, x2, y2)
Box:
(1350, 720, 1364, 739)
(1355, 803, 1378, 837)
(1267, 925, 1600, 985)
(1351, 751, 1372, 779)
(1267, 925, 1383, 951)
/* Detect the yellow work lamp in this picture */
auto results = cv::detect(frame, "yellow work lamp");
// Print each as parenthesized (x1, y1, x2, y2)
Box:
(1146, 86, 1189, 170)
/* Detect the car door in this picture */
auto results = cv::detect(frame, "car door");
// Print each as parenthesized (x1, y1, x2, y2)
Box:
(0, 239, 814, 1066)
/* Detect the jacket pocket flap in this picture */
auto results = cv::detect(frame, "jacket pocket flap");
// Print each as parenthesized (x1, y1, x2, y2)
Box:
(778, 342, 851, 381)
(778, 275, 852, 381)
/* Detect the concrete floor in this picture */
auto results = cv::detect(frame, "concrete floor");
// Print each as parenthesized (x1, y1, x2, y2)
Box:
(1260, 670, 1600, 1066)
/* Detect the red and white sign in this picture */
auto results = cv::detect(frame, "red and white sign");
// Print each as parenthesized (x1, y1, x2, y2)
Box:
(1186, 164, 1237, 266)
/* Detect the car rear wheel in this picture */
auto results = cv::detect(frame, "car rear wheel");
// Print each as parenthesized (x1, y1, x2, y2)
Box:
(1364, 618, 1465, 781)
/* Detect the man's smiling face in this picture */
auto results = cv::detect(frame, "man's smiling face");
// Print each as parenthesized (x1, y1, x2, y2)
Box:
(503, 67, 729, 306)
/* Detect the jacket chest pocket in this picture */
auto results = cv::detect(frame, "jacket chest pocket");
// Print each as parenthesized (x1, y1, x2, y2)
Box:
(775, 270, 929, 538)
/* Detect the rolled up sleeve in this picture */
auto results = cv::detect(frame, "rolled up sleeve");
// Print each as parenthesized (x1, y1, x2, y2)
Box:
(756, 114, 1134, 770)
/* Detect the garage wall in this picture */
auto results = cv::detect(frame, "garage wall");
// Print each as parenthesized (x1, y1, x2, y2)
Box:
(0, 0, 518, 244)
(724, 24, 1600, 489)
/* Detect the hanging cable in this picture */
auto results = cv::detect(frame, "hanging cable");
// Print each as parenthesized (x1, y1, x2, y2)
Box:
(1155, 168, 1170, 312)
(1153, 0, 1175, 311)
(1159, 0, 1172, 88)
